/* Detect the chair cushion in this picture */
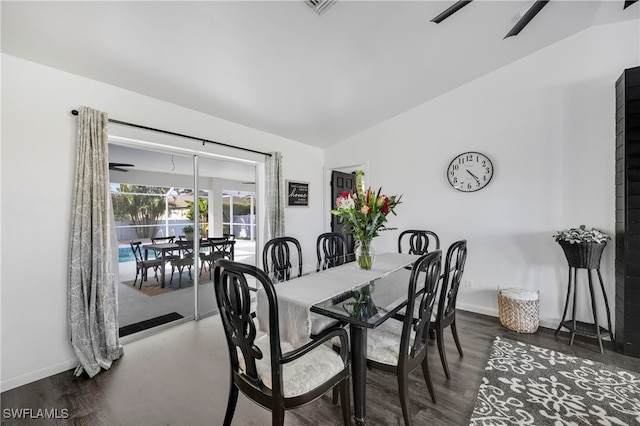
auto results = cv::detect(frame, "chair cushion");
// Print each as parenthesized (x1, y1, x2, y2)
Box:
(239, 335, 345, 397)
(366, 319, 414, 366)
(332, 320, 412, 366)
(397, 303, 437, 323)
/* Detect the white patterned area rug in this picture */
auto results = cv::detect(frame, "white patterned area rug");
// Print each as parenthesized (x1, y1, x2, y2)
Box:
(469, 336, 640, 425)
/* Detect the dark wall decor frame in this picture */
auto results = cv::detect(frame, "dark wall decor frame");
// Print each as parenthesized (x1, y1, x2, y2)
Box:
(286, 180, 309, 207)
(615, 66, 640, 358)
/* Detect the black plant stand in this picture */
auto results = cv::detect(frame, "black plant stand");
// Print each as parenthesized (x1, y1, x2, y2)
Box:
(554, 241, 614, 354)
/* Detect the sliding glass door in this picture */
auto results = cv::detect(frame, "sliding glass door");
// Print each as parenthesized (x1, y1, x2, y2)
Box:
(109, 143, 258, 337)
(196, 157, 257, 316)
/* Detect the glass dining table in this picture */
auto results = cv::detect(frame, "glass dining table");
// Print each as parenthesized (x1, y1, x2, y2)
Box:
(256, 252, 419, 426)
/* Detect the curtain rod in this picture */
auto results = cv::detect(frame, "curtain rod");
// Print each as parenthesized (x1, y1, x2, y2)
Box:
(70, 109, 271, 157)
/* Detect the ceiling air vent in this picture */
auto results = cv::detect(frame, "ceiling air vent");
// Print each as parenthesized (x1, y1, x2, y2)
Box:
(304, 0, 336, 16)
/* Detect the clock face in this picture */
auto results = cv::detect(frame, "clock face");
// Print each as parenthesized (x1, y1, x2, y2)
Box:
(447, 152, 493, 192)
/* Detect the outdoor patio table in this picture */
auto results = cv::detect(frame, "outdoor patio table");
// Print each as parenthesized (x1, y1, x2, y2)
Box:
(143, 239, 235, 287)
(256, 252, 419, 426)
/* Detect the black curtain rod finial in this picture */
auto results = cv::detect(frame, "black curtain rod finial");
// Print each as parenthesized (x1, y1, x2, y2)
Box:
(71, 109, 79, 116)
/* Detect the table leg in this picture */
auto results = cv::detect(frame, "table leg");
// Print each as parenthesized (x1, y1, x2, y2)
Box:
(160, 250, 167, 288)
(350, 325, 367, 426)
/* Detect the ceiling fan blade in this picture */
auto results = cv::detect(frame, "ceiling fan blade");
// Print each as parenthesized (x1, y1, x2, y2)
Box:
(431, 0, 473, 24)
(109, 162, 135, 172)
(504, 0, 549, 39)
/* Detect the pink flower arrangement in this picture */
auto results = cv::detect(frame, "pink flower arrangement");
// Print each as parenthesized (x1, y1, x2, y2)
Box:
(331, 171, 401, 244)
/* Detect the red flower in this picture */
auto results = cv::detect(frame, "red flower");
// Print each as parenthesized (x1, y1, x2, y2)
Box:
(381, 198, 390, 214)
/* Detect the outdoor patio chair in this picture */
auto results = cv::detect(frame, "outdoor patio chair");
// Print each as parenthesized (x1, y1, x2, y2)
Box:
(151, 236, 179, 262)
(169, 240, 194, 288)
(199, 237, 234, 280)
(130, 241, 164, 289)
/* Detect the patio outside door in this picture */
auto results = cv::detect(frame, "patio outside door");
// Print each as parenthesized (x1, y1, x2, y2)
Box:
(110, 144, 258, 337)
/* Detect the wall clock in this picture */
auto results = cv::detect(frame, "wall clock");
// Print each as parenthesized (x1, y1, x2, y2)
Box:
(447, 152, 494, 192)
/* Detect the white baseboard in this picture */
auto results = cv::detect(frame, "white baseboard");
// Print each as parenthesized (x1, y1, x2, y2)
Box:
(457, 302, 559, 332)
(1, 358, 78, 393)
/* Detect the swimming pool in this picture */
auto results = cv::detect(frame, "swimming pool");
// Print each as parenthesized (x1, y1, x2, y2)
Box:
(118, 246, 156, 263)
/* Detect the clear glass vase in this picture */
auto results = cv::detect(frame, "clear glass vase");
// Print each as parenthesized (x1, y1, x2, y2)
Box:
(356, 240, 375, 270)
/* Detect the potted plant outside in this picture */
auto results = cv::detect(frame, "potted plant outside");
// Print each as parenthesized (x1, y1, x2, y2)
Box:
(553, 225, 610, 269)
(182, 225, 194, 241)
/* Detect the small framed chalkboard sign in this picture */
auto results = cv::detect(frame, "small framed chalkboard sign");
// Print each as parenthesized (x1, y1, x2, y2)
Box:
(286, 180, 309, 207)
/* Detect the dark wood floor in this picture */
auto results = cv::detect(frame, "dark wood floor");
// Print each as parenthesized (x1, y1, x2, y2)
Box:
(2, 311, 638, 425)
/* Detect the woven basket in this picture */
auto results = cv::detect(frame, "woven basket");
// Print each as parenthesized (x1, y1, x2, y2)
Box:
(498, 288, 539, 333)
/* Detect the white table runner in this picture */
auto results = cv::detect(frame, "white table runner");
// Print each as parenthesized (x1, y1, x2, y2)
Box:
(257, 252, 418, 348)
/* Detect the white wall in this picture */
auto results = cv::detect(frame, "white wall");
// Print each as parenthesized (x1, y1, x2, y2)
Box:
(326, 20, 639, 330)
(0, 54, 324, 391)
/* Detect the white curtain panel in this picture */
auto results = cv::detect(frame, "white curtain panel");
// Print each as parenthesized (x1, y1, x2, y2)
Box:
(68, 106, 122, 377)
(265, 151, 285, 239)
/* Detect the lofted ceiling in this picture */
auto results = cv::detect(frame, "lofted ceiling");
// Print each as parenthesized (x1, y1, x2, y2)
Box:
(2, 1, 638, 149)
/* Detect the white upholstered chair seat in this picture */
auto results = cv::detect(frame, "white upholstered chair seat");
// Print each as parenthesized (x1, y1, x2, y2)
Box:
(397, 303, 437, 323)
(332, 320, 414, 367)
(366, 318, 416, 366)
(239, 335, 345, 397)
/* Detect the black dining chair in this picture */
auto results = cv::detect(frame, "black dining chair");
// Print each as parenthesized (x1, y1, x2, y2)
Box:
(169, 239, 195, 287)
(432, 240, 467, 379)
(213, 259, 352, 426)
(363, 251, 442, 425)
(199, 237, 234, 279)
(263, 236, 303, 282)
(130, 241, 164, 288)
(398, 230, 440, 255)
(316, 232, 349, 272)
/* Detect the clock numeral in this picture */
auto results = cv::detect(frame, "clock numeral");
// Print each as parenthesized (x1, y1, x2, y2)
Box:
(466, 154, 473, 162)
